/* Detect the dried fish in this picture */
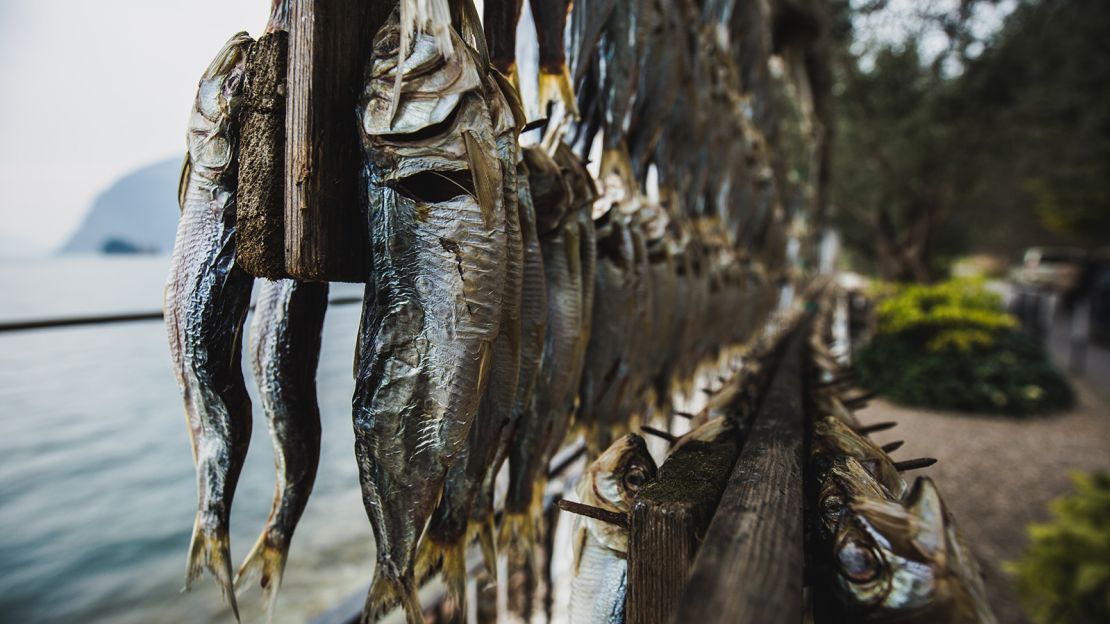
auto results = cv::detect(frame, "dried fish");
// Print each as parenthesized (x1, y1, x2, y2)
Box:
(355, 13, 507, 623)
(235, 278, 328, 615)
(834, 479, 998, 624)
(165, 32, 254, 620)
(502, 145, 585, 556)
(568, 434, 656, 624)
(528, 0, 576, 113)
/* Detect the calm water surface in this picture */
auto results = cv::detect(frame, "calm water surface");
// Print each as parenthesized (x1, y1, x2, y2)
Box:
(0, 256, 374, 623)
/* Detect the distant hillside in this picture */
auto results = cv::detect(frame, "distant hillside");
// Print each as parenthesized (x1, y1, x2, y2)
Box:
(61, 157, 182, 254)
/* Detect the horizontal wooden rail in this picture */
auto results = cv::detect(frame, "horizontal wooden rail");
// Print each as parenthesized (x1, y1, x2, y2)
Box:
(674, 329, 806, 623)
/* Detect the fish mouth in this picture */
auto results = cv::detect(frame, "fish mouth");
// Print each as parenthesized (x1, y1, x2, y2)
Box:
(201, 32, 252, 81)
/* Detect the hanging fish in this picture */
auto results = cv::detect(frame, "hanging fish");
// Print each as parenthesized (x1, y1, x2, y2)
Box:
(568, 434, 656, 624)
(596, 0, 641, 188)
(355, 11, 507, 623)
(416, 70, 525, 613)
(484, 0, 524, 85)
(165, 32, 254, 620)
(528, 0, 576, 114)
(814, 415, 906, 498)
(502, 145, 583, 558)
(234, 278, 328, 616)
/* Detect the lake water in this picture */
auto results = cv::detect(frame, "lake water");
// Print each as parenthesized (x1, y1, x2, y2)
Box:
(0, 256, 375, 623)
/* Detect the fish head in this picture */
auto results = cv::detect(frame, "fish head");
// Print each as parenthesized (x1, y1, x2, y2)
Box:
(574, 433, 657, 553)
(189, 32, 251, 174)
(832, 479, 949, 617)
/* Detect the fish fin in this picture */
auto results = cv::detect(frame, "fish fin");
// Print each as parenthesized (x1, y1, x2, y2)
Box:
(233, 530, 288, 620)
(470, 515, 498, 577)
(413, 536, 444, 586)
(599, 145, 637, 193)
(497, 511, 534, 554)
(184, 518, 241, 622)
(463, 129, 501, 228)
(538, 66, 578, 118)
(177, 152, 192, 211)
(440, 540, 468, 620)
(363, 570, 422, 624)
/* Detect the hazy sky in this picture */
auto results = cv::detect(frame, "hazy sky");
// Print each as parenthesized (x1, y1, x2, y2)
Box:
(0, 0, 266, 252)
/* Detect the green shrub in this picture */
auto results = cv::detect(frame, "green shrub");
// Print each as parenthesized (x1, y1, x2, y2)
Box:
(1009, 472, 1110, 624)
(856, 279, 1073, 415)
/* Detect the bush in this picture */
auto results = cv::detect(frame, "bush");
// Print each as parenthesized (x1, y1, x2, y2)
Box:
(1009, 472, 1110, 624)
(856, 279, 1073, 415)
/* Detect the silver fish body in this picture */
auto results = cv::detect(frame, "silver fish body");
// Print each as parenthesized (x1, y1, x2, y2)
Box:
(164, 31, 254, 617)
(569, 434, 656, 624)
(355, 17, 507, 623)
(235, 278, 328, 614)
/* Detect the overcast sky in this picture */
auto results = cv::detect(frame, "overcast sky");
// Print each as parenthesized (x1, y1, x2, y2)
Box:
(0, 0, 265, 252)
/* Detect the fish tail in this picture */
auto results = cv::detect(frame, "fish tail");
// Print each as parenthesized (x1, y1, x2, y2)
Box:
(538, 66, 578, 117)
(184, 518, 241, 622)
(599, 145, 636, 190)
(363, 571, 422, 624)
(234, 530, 288, 619)
(440, 540, 468, 620)
(413, 536, 445, 585)
(470, 514, 498, 577)
(497, 511, 534, 554)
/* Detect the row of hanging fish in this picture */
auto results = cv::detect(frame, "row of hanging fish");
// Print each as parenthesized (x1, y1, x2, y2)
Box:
(807, 301, 997, 623)
(165, 0, 826, 622)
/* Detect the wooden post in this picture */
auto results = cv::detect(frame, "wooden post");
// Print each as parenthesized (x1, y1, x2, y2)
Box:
(626, 427, 742, 624)
(284, 0, 376, 282)
(237, 29, 290, 279)
(675, 331, 806, 623)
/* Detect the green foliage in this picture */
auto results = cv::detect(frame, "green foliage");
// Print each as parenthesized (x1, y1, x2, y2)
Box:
(857, 279, 1073, 415)
(1009, 472, 1110, 624)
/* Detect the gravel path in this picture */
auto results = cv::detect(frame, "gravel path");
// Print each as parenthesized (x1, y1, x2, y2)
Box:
(855, 382, 1110, 624)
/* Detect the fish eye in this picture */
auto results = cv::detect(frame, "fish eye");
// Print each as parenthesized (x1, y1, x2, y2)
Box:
(624, 468, 648, 492)
(837, 540, 880, 583)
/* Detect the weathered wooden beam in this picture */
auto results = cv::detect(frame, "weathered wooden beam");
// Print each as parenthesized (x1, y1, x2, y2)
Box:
(626, 421, 743, 624)
(675, 331, 806, 624)
(237, 28, 290, 279)
(284, 0, 374, 282)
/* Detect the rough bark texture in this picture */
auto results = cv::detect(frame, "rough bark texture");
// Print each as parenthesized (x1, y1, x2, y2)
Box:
(237, 31, 289, 279)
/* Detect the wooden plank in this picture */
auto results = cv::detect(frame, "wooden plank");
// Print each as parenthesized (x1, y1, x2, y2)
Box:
(626, 427, 742, 624)
(284, 0, 374, 282)
(675, 331, 806, 624)
(237, 29, 290, 279)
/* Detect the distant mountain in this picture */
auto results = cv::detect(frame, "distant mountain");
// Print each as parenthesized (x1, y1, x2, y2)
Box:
(61, 157, 182, 254)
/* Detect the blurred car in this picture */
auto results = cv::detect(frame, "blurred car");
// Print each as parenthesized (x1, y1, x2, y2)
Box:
(1011, 246, 1086, 291)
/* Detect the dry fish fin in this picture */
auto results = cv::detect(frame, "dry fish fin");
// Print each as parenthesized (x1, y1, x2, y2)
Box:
(233, 530, 288, 620)
(440, 540, 469, 620)
(458, 0, 489, 69)
(491, 68, 527, 133)
(184, 520, 241, 622)
(463, 129, 501, 228)
(905, 477, 947, 563)
(469, 514, 498, 576)
(538, 65, 578, 118)
(599, 144, 636, 192)
(177, 152, 192, 211)
(363, 570, 423, 624)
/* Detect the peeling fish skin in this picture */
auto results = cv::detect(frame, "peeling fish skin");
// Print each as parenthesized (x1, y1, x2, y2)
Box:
(355, 16, 507, 624)
(164, 31, 253, 620)
(235, 278, 328, 616)
(419, 74, 524, 609)
(569, 434, 656, 624)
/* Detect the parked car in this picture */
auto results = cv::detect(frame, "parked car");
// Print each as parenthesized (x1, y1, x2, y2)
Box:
(1011, 246, 1086, 292)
